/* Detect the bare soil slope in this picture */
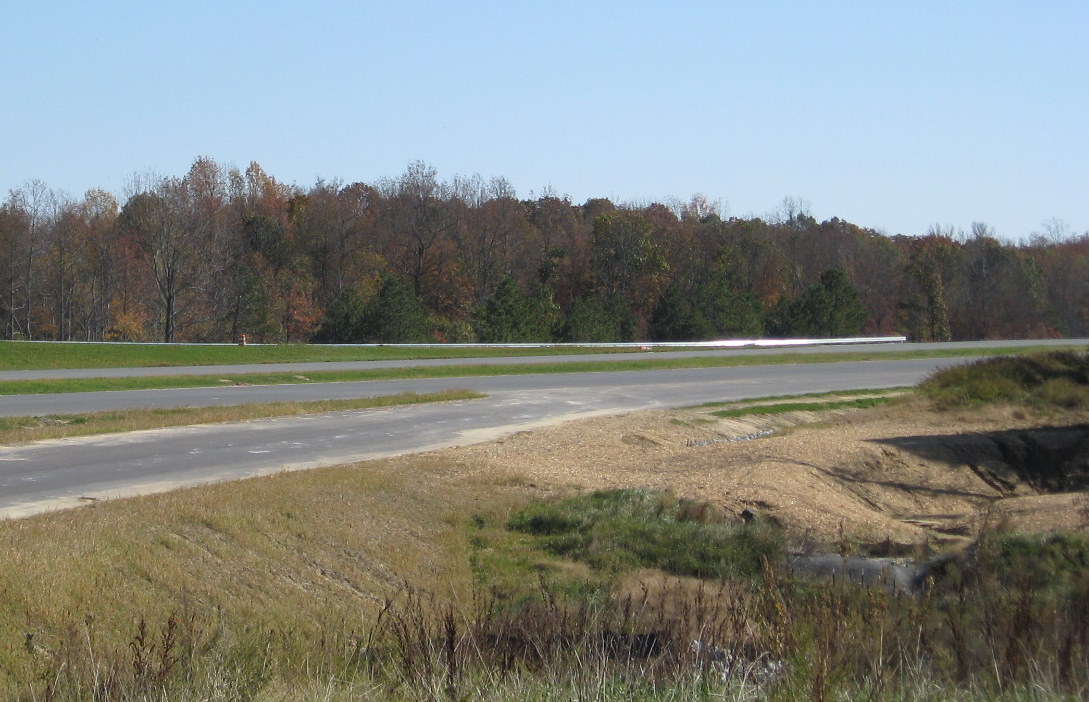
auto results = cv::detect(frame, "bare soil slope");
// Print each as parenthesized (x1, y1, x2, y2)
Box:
(441, 400, 1089, 551)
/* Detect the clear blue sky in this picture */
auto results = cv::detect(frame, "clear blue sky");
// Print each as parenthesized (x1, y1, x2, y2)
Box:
(4, 1, 1086, 239)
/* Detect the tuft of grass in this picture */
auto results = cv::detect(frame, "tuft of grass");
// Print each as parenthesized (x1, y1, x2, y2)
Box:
(919, 350, 1089, 410)
(0, 390, 484, 445)
(507, 488, 784, 579)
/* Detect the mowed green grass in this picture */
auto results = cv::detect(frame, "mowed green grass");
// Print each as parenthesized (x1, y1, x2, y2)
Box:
(0, 339, 618, 371)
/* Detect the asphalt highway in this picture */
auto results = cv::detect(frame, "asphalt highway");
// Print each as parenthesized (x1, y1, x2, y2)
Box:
(1, 339, 1084, 519)
(0, 356, 959, 518)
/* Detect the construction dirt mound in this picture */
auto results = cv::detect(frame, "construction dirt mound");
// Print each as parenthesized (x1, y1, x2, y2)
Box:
(441, 399, 1089, 553)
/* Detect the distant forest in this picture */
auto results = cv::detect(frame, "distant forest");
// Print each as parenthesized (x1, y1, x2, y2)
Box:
(1, 157, 1084, 344)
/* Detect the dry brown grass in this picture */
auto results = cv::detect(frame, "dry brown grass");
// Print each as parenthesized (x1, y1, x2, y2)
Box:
(0, 447, 548, 690)
(4, 391, 1089, 697)
(0, 389, 483, 446)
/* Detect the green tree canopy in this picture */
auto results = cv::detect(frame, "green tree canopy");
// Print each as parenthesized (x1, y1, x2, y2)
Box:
(312, 286, 368, 343)
(313, 274, 430, 343)
(559, 293, 637, 342)
(649, 257, 765, 341)
(772, 268, 868, 337)
(649, 281, 714, 341)
(359, 274, 431, 343)
(473, 276, 557, 343)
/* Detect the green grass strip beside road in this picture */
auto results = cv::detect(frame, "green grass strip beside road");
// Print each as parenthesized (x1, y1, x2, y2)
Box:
(0, 341, 620, 371)
(0, 346, 1079, 396)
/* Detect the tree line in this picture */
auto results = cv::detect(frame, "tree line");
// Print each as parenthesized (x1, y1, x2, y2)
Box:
(1, 157, 1083, 345)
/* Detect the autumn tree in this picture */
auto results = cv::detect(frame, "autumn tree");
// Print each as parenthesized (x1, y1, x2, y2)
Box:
(717, 218, 789, 311)
(844, 229, 904, 335)
(901, 233, 957, 342)
(118, 179, 203, 343)
(0, 201, 30, 339)
(1026, 232, 1089, 336)
(72, 189, 122, 340)
(34, 190, 124, 340)
(380, 162, 455, 305)
(294, 180, 379, 309)
(4, 160, 1085, 344)
(956, 224, 1047, 338)
(222, 213, 285, 340)
(171, 158, 234, 339)
(451, 175, 527, 306)
(525, 194, 590, 311)
(3, 181, 58, 338)
(228, 162, 319, 341)
(40, 200, 82, 339)
(588, 212, 668, 338)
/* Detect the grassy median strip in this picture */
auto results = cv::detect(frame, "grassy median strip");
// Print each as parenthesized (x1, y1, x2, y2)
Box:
(0, 346, 1076, 396)
(0, 389, 484, 446)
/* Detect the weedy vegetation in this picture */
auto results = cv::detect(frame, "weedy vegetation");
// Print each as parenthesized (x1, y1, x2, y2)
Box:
(5, 487, 1088, 701)
(6, 499, 1089, 700)
(506, 488, 784, 579)
(920, 349, 1089, 410)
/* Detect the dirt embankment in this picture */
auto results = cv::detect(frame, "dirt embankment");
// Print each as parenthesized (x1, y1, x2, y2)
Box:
(443, 400, 1089, 552)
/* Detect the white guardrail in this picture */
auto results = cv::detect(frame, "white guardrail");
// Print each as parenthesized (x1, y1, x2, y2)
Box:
(323, 336, 909, 350)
